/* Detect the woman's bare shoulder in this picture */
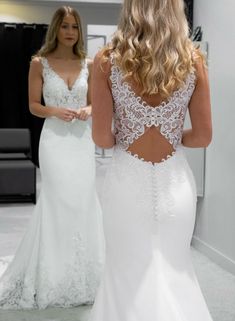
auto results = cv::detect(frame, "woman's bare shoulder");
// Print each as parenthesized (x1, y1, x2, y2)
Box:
(94, 50, 112, 75)
(192, 49, 208, 78)
(86, 57, 93, 65)
(30, 56, 43, 72)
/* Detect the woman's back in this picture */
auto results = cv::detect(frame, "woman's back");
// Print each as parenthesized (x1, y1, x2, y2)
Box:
(91, 1, 213, 320)
(91, 47, 213, 321)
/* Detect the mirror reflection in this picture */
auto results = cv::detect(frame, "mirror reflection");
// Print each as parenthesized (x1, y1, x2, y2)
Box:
(0, 1, 234, 321)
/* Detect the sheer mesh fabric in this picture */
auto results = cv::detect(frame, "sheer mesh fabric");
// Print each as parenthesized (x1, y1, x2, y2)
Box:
(110, 56, 196, 164)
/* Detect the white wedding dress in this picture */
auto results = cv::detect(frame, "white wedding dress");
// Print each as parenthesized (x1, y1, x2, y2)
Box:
(0, 57, 104, 309)
(90, 58, 213, 321)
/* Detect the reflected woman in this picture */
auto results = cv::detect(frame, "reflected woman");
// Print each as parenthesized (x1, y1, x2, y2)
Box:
(0, 6, 104, 309)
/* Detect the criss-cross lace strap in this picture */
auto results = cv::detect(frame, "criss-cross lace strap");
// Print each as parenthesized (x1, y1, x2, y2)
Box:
(110, 57, 196, 150)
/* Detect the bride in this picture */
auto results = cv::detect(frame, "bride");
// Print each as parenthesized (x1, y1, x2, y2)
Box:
(0, 6, 104, 309)
(90, 0, 213, 320)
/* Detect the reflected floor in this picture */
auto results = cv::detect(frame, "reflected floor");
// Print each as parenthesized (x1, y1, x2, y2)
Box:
(0, 305, 90, 321)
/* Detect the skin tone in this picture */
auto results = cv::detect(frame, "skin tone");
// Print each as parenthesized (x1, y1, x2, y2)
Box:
(182, 57, 212, 148)
(29, 14, 92, 122)
(91, 52, 212, 163)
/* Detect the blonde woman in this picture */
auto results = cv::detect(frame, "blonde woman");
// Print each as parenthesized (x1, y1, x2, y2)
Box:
(0, 6, 104, 309)
(91, 0, 213, 320)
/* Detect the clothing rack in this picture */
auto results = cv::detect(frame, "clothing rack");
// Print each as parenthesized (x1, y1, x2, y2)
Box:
(3, 23, 48, 29)
(4, 23, 16, 29)
(23, 24, 36, 30)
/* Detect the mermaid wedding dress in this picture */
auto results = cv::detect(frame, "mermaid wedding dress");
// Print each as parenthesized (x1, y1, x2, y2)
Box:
(90, 58, 213, 321)
(0, 57, 104, 309)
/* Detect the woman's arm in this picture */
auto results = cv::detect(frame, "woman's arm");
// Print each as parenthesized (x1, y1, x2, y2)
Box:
(28, 57, 77, 122)
(182, 57, 212, 148)
(91, 52, 115, 148)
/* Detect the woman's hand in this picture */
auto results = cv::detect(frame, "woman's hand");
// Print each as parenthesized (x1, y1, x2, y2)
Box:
(53, 108, 78, 122)
(75, 106, 92, 121)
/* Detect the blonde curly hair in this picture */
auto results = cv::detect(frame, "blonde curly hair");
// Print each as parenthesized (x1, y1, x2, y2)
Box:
(102, 0, 202, 98)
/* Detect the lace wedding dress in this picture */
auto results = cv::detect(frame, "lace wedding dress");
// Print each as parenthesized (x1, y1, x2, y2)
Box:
(0, 57, 104, 309)
(90, 57, 213, 321)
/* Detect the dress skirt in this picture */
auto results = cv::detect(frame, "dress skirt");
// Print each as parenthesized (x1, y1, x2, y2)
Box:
(90, 145, 213, 321)
(0, 117, 104, 309)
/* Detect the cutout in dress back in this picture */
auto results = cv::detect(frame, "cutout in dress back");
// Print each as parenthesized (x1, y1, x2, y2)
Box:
(110, 59, 196, 163)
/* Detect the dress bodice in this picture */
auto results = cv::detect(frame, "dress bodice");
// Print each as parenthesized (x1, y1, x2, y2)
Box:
(41, 57, 89, 110)
(110, 59, 196, 151)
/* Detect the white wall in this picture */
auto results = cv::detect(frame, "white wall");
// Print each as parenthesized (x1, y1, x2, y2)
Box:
(0, 2, 55, 24)
(0, 1, 120, 26)
(192, 0, 235, 274)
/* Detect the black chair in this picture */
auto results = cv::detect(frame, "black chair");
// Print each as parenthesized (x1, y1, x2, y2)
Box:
(0, 128, 36, 204)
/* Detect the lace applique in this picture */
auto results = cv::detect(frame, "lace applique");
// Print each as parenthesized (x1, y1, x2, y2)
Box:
(34, 233, 101, 308)
(110, 59, 196, 152)
(0, 232, 101, 309)
(41, 57, 89, 110)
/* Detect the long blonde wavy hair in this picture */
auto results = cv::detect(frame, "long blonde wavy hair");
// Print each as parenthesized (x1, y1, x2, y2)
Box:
(36, 6, 86, 60)
(103, 0, 200, 97)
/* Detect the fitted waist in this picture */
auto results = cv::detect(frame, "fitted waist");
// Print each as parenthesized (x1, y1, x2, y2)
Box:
(114, 144, 185, 167)
(42, 117, 91, 138)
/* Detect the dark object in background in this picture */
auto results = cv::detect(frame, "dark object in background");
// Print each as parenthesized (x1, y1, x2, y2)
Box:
(0, 128, 36, 204)
(184, 0, 194, 33)
(0, 23, 47, 166)
(191, 26, 203, 41)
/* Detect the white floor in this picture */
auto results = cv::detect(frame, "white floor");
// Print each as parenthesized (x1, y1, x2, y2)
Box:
(0, 158, 235, 321)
